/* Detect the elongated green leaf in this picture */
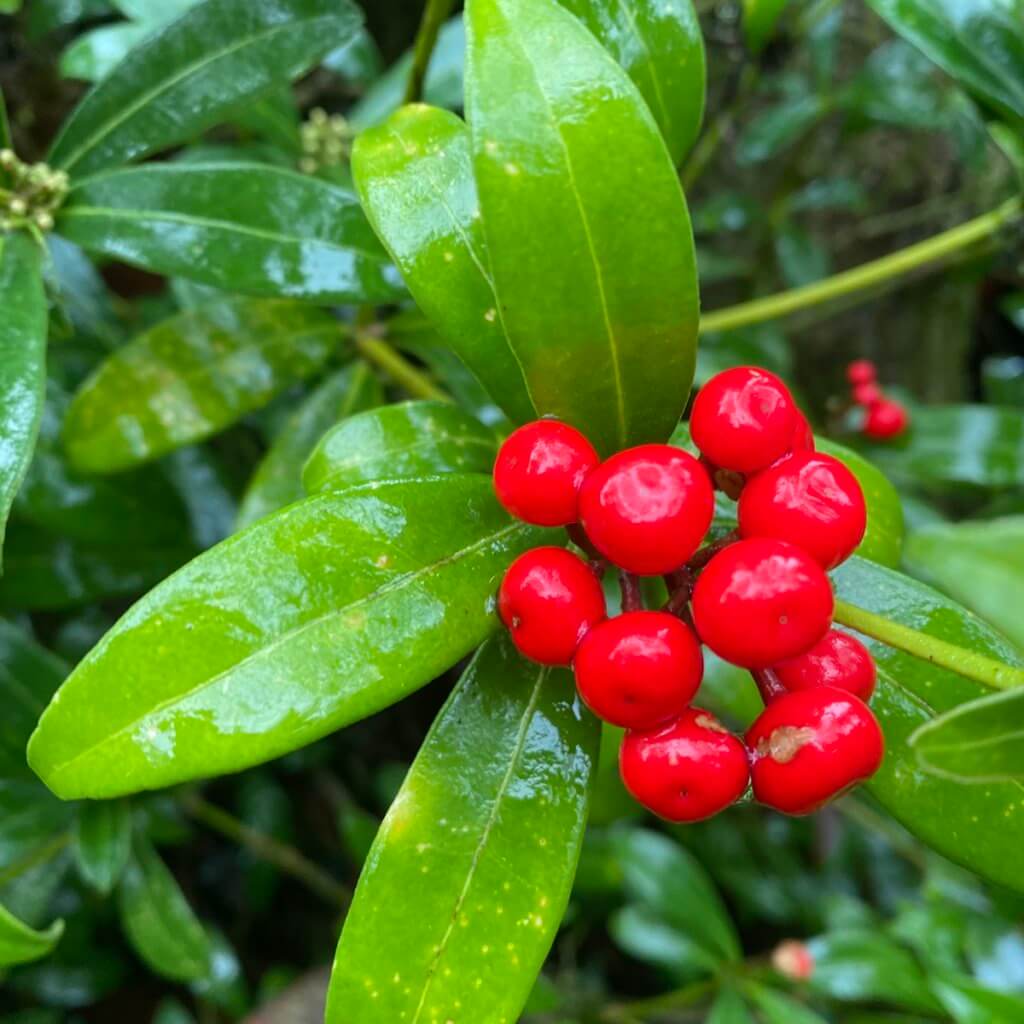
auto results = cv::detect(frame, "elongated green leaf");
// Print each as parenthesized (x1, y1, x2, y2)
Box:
(834, 557, 1024, 893)
(58, 164, 401, 304)
(326, 634, 598, 1024)
(736, 95, 830, 164)
(28, 476, 545, 799)
(0, 234, 47, 562)
(303, 400, 497, 495)
(743, 0, 790, 52)
(73, 800, 133, 895)
(63, 298, 339, 474)
(610, 902, 721, 978)
(558, 0, 705, 163)
(0, 902, 63, 968)
(744, 984, 827, 1024)
(465, 0, 699, 455)
(60, 23, 158, 82)
(48, 0, 363, 175)
(708, 988, 756, 1024)
(353, 106, 536, 425)
(0, 780, 73, 869)
(237, 363, 383, 529)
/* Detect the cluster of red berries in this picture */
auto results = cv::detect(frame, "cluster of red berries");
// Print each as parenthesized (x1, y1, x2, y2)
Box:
(847, 359, 909, 440)
(494, 367, 885, 823)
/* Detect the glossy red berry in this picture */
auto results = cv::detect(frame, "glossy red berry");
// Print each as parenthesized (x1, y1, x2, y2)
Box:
(620, 708, 750, 822)
(498, 547, 605, 665)
(493, 419, 599, 526)
(691, 538, 834, 668)
(737, 451, 866, 569)
(864, 399, 909, 440)
(746, 686, 884, 815)
(772, 628, 876, 702)
(690, 367, 798, 474)
(852, 382, 882, 407)
(846, 360, 877, 386)
(574, 611, 703, 730)
(791, 411, 815, 452)
(578, 445, 714, 575)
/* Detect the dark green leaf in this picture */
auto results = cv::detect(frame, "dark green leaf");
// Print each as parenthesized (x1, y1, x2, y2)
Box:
(465, 0, 699, 455)
(981, 353, 1024, 407)
(708, 987, 756, 1024)
(323, 27, 382, 88)
(743, 0, 790, 52)
(63, 298, 340, 474)
(610, 903, 721, 978)
(744, 984, 827, 1024)
(0, 903, 63, 968)
(736, 94, 829, 165)
(325, 634, 599, 1024)
(0, 87, 10, 149)
(58, 164, 401, 304)
(60, 23, 158, 82)
(930, 971, 1024, 1024)
(160, 445, 238, 550)
(73, 800, 132, 895)
(28, 476, 546, 799)
(48, 0, 364, 175)
(0, 781, 73, 869)
(303, 400, 497, 495)
(775, 220, 830, 287)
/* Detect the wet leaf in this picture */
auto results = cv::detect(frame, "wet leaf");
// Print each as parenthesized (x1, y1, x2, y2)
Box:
(73, 800, 133, 895)
(0, 903, 63, 968)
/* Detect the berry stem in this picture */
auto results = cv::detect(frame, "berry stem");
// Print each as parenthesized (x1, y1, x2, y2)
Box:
(619, 570, 642, 613)
(751, 668, 787, 704)
(688, 529, 740, 574)
(662, 569, 693, 622)
(404, 0, 457, 104)
(567, 522, 601, 560)
(834, 599, 1024, 692)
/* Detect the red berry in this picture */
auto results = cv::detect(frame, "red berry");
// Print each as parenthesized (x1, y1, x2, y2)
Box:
(852, 382, 882, 407)
(846, 360, 877, 386)
(791, 411, 815, 452)
(574, 611, 703, 729)
(746, 686, 884, 815)
(620, 708, 750, 822)
(691, 538, 834, 668)
(737, 451, 866, 569)
(498, 547, 605, 665)
(578, 445, 714, 575)
(772, 628, 876, 701)
(864, 399, 909, 440)
(493, 419, 599, 526)
(690, 367, 798, 474)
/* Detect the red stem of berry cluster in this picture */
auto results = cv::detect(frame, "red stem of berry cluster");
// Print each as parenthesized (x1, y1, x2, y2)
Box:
(751, 668, 787, 704)
(619, 570, 643, 612)
(660, 529, 740, 622)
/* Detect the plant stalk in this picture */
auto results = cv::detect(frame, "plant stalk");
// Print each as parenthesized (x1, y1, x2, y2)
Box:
(0, 832, 71, 887)
(354, 334, 450, 402)
(404, 0, 457, 104)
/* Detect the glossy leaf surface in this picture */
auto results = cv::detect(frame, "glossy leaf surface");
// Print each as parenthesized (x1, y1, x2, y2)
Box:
(303, 401, 497, 495)
(28, 477, 545, 799)
(59, 164, 401, 304)
(64, 298, 339, 474)
(326, 635, 598, 1024)
(73, 801, 133, 895)
(352, 105, 536, 425)
(0, 903, 63, 968)
(48, 0, 363, 175)
(465, 0, 699, 455)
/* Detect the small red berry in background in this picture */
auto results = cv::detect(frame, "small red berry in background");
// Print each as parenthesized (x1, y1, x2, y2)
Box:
(852, 382, 882, 407)
(846, 359, 877, 387)
(578, 444, 714, 575)
(864, 398, 910, 440)
(620, 708, 750, 822)
(574, 611, 703, 730)
(772, 940, 815, 981)
(498, 547, 605, 665)
(691, 366, 798, 474)
(493, 419, 599, 526)
(691, 538, 834, 668)
(772, 628, 876, 701)
(746, 686, 884, 814)
(738, 451, 867, 569)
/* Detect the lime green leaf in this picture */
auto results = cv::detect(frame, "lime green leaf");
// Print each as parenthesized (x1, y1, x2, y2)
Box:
(930, 971, 1024, 1023)
(325, 634, 599, 1024)
(47, 0, 364, 175)
(744, 984, 827, 1024)
(0, 902, 63, 968)
(708, 988, 755, 1024)
(28, 476, 546, 799)
(63, 298, 340, 474)
(352, 105, 536, 425)
(303, 400, 497, 495)
(743, 0, 790, 52)
(237, 364, 384, 530)
(465, 0, 699, 455)
(58, 164, 401, 304)
(0, 234, 47, 564)
(73, 800, 133, 895)
(60, 23, 156, 82)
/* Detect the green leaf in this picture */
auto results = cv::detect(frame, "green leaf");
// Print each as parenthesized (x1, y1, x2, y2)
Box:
(58, 163, 401, 304)
(557, 0, 706, 163)
(119, 836, 213, 982)
(73, 800, 133, 895)
(0, 780, 73, 869)
(28, 476, 546, 799)
(465, 0, 699, 455)
(0, 902, 63, 968)
(833, 557, 1024, 894)
(744, 984, 827, 1024)
(930, 971, 1024, 1024)
(303, 400, 498, 495)
(0, 87, 11, 150)
(610, 902, 721, 978)
(60, 23, 156, 82)
(353, 105, 537, 425)
(63, 298, 340, 474)
(708, 988, 756, 1024)
(236, 363, 383, 530)
(47, 0, 364, 175)
(743, 0, 790, 52)
(736, 94, 829, 165)
(0, 234, 47, 564)
(325, 634, 599, 1024)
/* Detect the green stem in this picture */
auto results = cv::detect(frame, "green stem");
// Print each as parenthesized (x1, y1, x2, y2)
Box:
(355, 334, 450, 402)
(834, 599, 1024, 692)
(602, 978, 716, 1021)
(404, 0, 457, 104)
(700, 197, 1023, 335)
(0, 832, 71, 887)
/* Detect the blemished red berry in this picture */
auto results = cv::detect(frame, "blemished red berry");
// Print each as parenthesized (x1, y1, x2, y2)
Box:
(737, 451, 867, 569)
(690, 367, 798, 474)
(746, 686, 884, 815)
(852, 382, 882, 407)
(493, 419, 599, 526)
(864, 399, 909, 440)
(620, 707, 750, 822)
(846, 360, 877, 386)
(691, 538, 834, 668)
(791, 411, 815, 452)
(578, 445, 714, 575)
(772, 628, 876, 702)
(498, 547, 605, 665)
(574, 611, 703, 730)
